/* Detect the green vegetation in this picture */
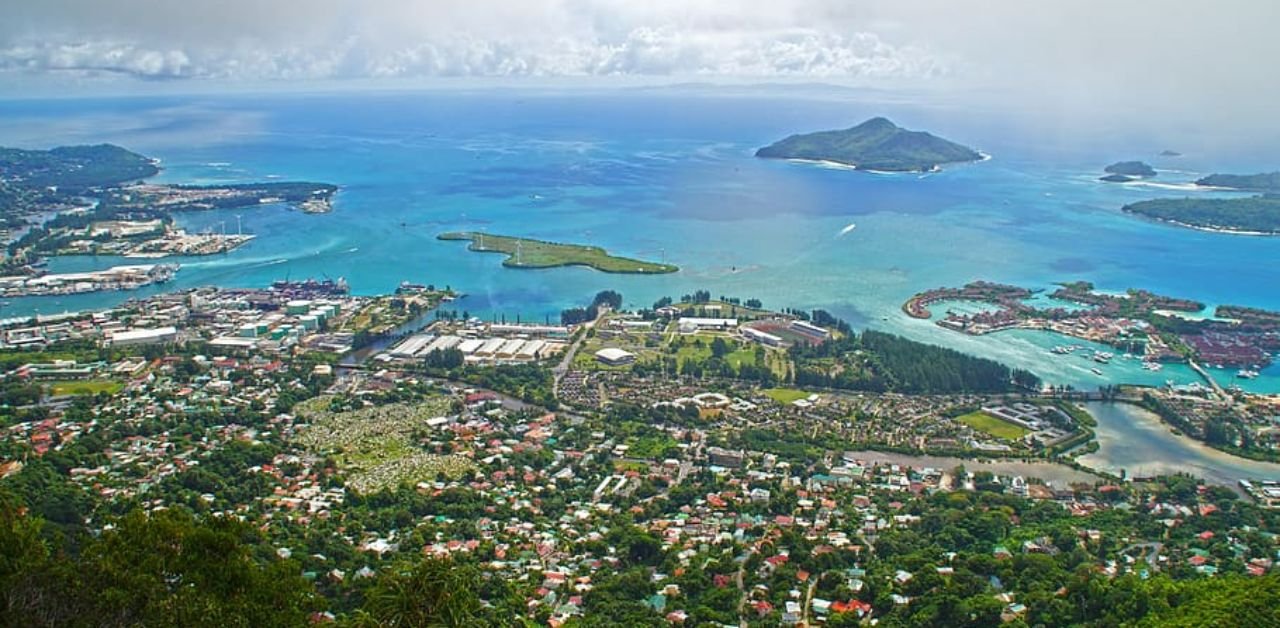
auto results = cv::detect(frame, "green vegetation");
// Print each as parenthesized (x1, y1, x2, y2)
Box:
(763, 387, 810, 404)
(49, 380, 124, 396)
(0, 144, 158, 192)
(791, 328, 1041, 394)
(1122, 195, 1280, 234)
(755, 116, 983, 172)
(293, 396, 475, 493)
(0, 497, 318, 626)
(625, 435, 679, 459)
(957, 411, 1032, 440)
(1197, 171, 1280, 193)
(439, 232, 678, 274)
(1104, 160, 1156, 177)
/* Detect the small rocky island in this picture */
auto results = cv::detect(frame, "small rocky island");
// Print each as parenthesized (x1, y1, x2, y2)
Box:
(1100, 161, 1157, 182)
(756, 117, 983, 172)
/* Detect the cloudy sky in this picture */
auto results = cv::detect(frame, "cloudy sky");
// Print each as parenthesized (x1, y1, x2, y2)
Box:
(1, 1, 1275, 113)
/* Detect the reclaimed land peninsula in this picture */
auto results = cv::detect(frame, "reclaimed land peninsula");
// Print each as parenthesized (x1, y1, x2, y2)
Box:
(755, 116, 984, 173)
(438, 232, 678, 274)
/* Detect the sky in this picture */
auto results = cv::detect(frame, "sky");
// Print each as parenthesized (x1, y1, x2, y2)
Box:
(0, 0, 1276, 125)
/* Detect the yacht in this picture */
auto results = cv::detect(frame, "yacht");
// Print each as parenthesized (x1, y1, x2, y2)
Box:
(1237, 369, 1260, 380)
(1091, 367, 1104, 376)
(1142, 362, 1163, 372)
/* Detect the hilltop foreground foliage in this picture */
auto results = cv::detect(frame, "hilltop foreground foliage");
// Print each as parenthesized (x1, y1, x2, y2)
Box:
(2, 485, 1279, 626)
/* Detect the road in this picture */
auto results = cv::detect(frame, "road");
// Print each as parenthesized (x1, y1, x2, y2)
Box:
(735, 548, 757, 627)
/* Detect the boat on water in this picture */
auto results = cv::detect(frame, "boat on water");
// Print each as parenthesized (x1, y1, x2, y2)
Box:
(1051, 345, 1073, 355)
(1238, 369, 1260, 379)
(1092, 351, 1113, 364)
(1143, 362, 1163, 372)
(1091, 367, 1104, 376)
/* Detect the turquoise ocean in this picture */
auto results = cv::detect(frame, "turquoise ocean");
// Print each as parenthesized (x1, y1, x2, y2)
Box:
(1, 88, 1277, 393)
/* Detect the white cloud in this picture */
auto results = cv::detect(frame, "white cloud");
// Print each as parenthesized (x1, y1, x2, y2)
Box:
(0, 28, 943, 81)
(0, 0, 1275, 130)
(0, 0, 948, 81)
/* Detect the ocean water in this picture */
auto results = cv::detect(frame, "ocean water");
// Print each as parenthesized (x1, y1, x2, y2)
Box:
(1, 88, 1278, 393)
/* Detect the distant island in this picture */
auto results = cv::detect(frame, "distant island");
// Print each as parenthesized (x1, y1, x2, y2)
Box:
(438, 232, 678, 274)
(1195, 172, 1280, 193)
(755, 117, 983, 172)
(1100, 161, 1156, 182)
(1122, 196, 1280, 235)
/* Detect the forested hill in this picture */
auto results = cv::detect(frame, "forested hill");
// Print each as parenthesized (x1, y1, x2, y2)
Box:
(790, 327, 1041, 393)
(0, 144, 159, 192)
(756, 117, 983, 172)
(1196, 171, 1280, 193)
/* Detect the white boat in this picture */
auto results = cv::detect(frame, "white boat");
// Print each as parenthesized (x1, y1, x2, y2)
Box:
(1091, 367, 1104, 376)
(1237, 369, 1259, 379)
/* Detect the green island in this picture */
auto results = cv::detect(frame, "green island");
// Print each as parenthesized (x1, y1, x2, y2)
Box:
(1196, 171, 1280, 193)
(1122, 195, 1280, 234)
(1100, 160, 1156, 182)
(755, 116, 984, 172)
(438, 231, 678, 274)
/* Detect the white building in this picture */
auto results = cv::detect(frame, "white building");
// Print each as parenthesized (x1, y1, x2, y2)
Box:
(108, 326, 178, 346)
(595, 347, 636, 366)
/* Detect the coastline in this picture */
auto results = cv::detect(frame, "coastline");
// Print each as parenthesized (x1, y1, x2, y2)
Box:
(1130, 214, 1279, 237)
(778, 152, 988, 174)
(438, 232, 679, 275)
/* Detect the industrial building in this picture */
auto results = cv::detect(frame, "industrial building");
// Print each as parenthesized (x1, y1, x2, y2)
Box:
(595, 347, 636, 366)
(107, 326, 178, 346)
(742, 327, 784, 347)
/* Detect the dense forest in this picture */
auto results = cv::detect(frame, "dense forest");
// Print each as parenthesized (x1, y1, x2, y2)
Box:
(790, 328, 1040, 393)
(1122, 195, 1280, 234)
(1196, 171, 1280, 193)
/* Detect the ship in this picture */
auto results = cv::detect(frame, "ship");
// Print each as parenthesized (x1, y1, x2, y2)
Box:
(1091, 367, 1104, 376)
(1092, 351, 1113, 364)
(271, 277, 349, 296)
(1238, 369, 1260, 380)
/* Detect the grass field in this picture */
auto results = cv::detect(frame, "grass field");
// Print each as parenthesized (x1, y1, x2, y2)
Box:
(957, 411, 1032, 440)
(439, 232, 678, 274)
(763, 388, 810, 404)
(49, 380, 123, 396)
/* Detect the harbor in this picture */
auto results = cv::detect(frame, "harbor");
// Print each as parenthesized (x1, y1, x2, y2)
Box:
(0, 264, 178, 297)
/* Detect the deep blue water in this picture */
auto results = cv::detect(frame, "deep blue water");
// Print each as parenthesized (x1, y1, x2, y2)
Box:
(1, 88, 1277, 391)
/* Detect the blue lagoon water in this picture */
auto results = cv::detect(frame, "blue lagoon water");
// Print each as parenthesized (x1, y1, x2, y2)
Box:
(2, 88, 1277, 392)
